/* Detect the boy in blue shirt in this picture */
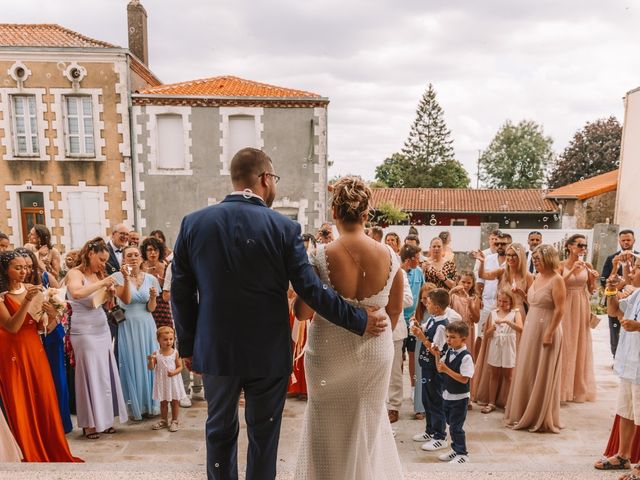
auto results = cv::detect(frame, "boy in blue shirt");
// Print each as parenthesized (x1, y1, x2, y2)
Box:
(410, 288, 450, 452)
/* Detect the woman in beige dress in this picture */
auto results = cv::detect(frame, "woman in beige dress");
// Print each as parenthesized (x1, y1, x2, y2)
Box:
(559, 234, 598, 403)
(504, 245, 566, 433)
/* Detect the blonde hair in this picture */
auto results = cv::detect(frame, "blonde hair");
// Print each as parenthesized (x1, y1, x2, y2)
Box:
(330, 176, 371, 223)
(504, 243, 528, 279)
(533, 244, 560, 272)
(497, 289, 516, 310)
(156, 326, 175, 341)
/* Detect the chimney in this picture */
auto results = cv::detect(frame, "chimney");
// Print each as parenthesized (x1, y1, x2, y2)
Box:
(127, 0, 149, 66)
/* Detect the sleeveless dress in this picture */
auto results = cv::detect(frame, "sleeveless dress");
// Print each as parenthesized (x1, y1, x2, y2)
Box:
(295, 244, 403, 480)
(487, 310, 517, 368)
(560, 267, 596, 403)
(68, 275, 128, 432)
(504, 280, 563, 433)
(152, 349, 187, 402)
(114, 272, 160, 419)
(0, 294, 82, 462)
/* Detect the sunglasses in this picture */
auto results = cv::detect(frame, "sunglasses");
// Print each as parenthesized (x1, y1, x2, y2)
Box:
(495, 242, 508, 246)
(576, 243, 588, 248)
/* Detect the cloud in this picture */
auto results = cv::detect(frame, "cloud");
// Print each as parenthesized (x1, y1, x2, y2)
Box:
(4, 0, 639, 183)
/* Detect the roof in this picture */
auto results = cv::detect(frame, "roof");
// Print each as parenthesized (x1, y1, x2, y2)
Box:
(546, 169, 618, 200)
(370, 188, 558, 214)
(136, 75, 323, 99)
(0, 24, 117, 48)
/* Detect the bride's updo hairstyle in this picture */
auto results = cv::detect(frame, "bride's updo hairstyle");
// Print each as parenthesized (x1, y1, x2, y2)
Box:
(330, 176, 371, 224)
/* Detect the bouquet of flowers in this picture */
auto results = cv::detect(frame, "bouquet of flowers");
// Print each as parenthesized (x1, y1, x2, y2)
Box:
(28, 287, 68, 335)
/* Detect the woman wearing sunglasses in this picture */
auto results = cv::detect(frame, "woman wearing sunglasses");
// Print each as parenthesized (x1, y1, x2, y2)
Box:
(559, 234, 598, 404)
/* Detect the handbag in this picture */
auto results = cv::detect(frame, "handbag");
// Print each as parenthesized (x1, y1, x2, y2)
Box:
(589, 313, 601, 329)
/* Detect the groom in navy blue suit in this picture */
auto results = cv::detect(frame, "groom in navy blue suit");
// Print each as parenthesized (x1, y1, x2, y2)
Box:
(171, 148, 387, 480)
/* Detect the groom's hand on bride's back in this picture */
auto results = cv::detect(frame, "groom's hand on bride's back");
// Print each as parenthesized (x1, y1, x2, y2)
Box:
(364, 308, 388, 336)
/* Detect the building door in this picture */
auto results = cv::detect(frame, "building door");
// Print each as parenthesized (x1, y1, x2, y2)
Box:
(19, 192, 45, 245)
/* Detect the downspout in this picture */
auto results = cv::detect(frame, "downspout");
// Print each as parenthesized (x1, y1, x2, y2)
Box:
(126, 55, 141, 230)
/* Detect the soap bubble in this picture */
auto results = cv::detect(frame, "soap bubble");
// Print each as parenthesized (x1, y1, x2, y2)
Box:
(320, 380, 327, 387)
(242, 189, 252, 199)
(543, 225, 549, 230)
(429, 218, 437, 226)
(322, 284, 328, 290)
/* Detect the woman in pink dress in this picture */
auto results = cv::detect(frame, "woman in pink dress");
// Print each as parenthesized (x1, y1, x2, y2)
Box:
(559, 234, 598, 403)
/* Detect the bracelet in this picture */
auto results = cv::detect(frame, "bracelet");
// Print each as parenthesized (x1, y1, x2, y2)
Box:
(605, 289, 619, 297)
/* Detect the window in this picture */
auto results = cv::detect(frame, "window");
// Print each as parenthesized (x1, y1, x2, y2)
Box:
(12, 95, 39, 156)
(156, 114, 185, 169)
(229, 115, 258, 156)
(65, 96, 95, 156)
(67, 191, 102, 249)
(451, 219, 467, 226)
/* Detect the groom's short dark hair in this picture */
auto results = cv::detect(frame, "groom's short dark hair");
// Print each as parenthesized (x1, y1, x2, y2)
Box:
(230, 148, 272, 186)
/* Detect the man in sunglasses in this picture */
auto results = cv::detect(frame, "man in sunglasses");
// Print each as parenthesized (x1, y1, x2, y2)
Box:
(602, 229, 638, 357)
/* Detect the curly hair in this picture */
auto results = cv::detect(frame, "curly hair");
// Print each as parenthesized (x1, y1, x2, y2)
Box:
(77, 237, 109, 279)
(14, 247, 41, 285)
(330, 176, 371, 223)
(32, 224, 53, 249)
(141, 237, 167, 262)
(0, 251, 21, 293)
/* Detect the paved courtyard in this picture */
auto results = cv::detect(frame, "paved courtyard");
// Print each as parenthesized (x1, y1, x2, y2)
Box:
(0, 318, 625, 479)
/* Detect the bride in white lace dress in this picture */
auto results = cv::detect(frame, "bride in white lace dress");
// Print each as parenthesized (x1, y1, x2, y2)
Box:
(294, 177, 405, 479)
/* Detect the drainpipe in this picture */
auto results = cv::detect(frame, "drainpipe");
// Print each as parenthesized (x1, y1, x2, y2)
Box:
(126, 55, 141, 230)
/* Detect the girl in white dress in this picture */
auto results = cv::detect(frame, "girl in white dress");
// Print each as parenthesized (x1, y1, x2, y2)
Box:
(147, 326, 187, 432)
(481, 291, 522, 414)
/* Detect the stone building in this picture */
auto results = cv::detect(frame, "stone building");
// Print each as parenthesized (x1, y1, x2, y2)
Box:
(131, 76, 329, 244)
(546, 169, 618, 229)
(0, 20, 160, 250)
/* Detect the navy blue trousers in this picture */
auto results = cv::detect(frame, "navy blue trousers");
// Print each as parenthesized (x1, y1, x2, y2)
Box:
(202, 375, 288, 480)
(421, 369, 446, 440)
(444, 398, 469, 455)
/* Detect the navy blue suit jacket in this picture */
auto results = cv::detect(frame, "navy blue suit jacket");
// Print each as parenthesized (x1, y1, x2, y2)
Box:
(171, 194, 368, 377)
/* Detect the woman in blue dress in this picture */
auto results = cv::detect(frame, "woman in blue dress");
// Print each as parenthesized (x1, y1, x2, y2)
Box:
(112, 245, 160, 420)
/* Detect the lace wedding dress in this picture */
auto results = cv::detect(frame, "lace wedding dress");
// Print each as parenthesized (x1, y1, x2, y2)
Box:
(295, 244, 404, 479)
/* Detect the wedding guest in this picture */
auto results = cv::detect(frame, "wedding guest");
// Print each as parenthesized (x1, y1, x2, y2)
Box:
(598, 253, 640, 471)
(474, 229, 501, 279)
(128, 230, 141, 247)
(424, 237, 457, 289)
(150, 230, 173, 262)
(114, 245, 161, 420)
(559, 234, 598, 403)
(526, 231, 542, 274)
(405, 234, 420, 248)
(385, 232, 401, 255)
(61, 249, 80, 279)
(66, 237, 130, 439)
(505, 245, 565, 433)
(148, 326, 187, 432)
(316, 222, 334, 244)
(473, 291, 522, 413)
(439, 231, 455, 263)
(106, 224, 129, 275)
(15, 248, 71, 433)
(0, 405, 22, 462)
(141, 237, 173, 329)
(0, 251, 81, 461)
(0, 232, 9, 252)
(400, 244, 425, 420)
(368, 226, 383, 242)
(24, 224, 61, 278)
(449, 272, 481, 357)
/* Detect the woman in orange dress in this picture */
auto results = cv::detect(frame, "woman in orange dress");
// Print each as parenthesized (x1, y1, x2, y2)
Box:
(0, 251, 82, 462)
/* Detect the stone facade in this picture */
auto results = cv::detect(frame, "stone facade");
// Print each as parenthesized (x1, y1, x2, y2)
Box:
(0, 47, 159, 250)
(131, 98, 329, 245)
(559, 190, 617, 229)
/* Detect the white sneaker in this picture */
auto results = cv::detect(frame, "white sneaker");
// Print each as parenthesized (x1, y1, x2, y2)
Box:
(438, 449, 457, 462)
(421, 438, 448, 451)
(179, 396, 192, 408)
(449, 454, 469, 464)
(412, 432, 431, 442)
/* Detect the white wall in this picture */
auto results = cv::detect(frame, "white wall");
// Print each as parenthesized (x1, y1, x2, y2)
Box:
(616, 87, 640, 226)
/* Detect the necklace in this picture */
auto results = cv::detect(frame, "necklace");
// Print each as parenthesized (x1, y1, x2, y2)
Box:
(337, 239, 366, 279)
(8, 284, 26, 295)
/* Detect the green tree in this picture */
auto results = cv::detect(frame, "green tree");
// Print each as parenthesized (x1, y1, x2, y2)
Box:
(374, 201, 409, 225)
(547, 116, 622, 188)
(479, 120, 553, 189)
(374, 84, 469, 188)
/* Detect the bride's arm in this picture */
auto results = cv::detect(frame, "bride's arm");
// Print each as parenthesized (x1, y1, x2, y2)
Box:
(294, 295, 315, 320)
(385, 270, 404, 330)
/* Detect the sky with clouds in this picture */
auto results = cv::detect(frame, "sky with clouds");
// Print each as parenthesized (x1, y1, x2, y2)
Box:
(6, 0, 639, 184)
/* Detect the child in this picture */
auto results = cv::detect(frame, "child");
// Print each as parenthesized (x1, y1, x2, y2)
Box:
(411, 282, 437, 419)
(472, 290, 522, 413)
(147, 326, 188, 432)
(410, 288, 451, 452)
(478, 291, 522, 414)
(435, 320, 475, 464)
(449, 272, 481, 358)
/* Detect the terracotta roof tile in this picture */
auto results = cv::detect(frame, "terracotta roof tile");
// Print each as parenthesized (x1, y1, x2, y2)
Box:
(370, 188, 558, 213)
(0, 24, 117, 48)
(137, 75, 322, 98)
(546, 169, 618, 200)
